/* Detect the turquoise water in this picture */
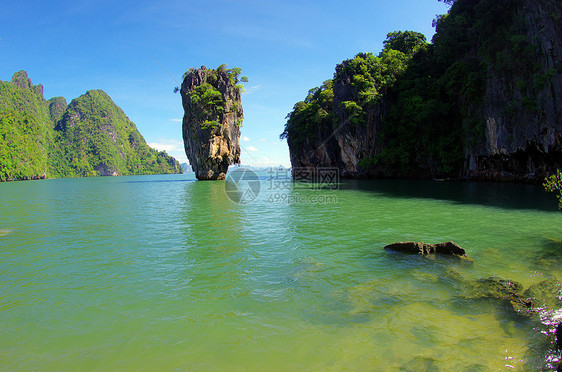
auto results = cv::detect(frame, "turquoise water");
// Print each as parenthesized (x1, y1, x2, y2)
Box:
(1, 173, 561, 371)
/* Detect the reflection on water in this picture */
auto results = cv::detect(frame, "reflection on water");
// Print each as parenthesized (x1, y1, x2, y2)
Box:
(0, 174, 561, 370)
(344, 178, 557, 211)
(180, 180, 249, 300)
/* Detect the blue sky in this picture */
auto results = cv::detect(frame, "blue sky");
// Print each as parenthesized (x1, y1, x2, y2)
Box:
(1, 0, 449, 167)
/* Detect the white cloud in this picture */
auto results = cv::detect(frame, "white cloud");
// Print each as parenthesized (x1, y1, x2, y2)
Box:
(148, 138, 187, 163)
(242, 136, 251, 142)
(259, 138, 267, 142)
(148, 139, 182, 152)
(243, 85, 262, 95)
(170, 118, 182, 123)
(246, 145, 259, 152)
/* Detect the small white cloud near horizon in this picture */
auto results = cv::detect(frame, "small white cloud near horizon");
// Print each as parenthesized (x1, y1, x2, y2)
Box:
(242, 85, 261, 95)
(148, 138, 187, 163)
(148, 138, 182, 151)
(170, 118, 182, 123)
(246, 145, 259, 152)
(242, 136, 251, 142)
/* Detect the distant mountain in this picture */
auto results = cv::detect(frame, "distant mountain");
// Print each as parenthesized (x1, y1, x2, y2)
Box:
(0, 71, 182, 181)
(181, 163, 191, 173)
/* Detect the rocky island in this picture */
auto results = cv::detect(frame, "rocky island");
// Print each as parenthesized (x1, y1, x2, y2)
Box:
(281, 0, 562, 182)
(180, 65, 245, 180)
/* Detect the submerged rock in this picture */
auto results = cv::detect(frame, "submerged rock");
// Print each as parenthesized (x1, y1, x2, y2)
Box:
(180, 65, 244, 180)
(524, 279, 562, 311)
(460, 277, 562, 320)
(400, 356, 438, 371)
(384, 241, 466, 257)
(468, 277, 535, 316)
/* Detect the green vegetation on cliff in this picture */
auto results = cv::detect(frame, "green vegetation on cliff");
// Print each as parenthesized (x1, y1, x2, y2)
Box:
(0, 71, 182, 181)
(52, 90, 182, 177)
(180, 64, 247, 130)
(0, 73, 51, 181)
(281, 31, 428, 162)
(180, 64, 244, 180)
(47, 96, 67, 124)
(281, 80, 334, 156)
(0, 110, 48, 181)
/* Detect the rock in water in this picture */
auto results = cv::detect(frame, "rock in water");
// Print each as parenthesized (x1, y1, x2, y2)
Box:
(384, 241, 467, 257)
(180, 65, 244, 180)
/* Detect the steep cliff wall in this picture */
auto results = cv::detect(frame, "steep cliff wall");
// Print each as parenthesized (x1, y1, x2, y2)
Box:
(283, 44, 417, 178)
(466, 0, 562, 180)
(181, 66, 243, 180)
(283, 0, 562, 182)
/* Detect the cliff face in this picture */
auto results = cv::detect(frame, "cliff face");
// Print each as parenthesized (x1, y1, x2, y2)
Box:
(287, 64, 385, 178)
(466, 0, 562, 180)
(181, 66, 243, 180)
(284, 0, 562, 182)
(331, 65, 385, 177)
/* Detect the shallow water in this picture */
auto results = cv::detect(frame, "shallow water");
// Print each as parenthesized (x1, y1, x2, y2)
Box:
(0, 173, 561, 370)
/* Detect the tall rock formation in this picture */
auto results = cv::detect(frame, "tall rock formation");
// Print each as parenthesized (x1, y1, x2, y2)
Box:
(284, 61, 389, 178)
(465, 0, 562, 180)
(283, 0, 562, 181)
(180, 65, 243, 180)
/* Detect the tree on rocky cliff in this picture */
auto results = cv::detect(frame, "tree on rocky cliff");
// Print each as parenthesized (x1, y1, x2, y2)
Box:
(383, 31, 427, 55)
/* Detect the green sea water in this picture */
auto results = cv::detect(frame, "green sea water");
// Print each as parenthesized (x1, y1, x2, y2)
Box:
(1, 173, 561, 371)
